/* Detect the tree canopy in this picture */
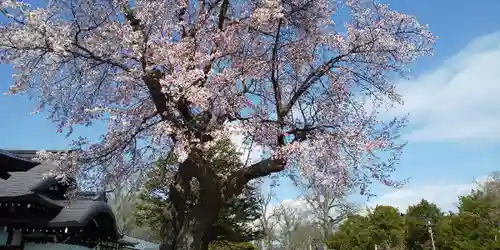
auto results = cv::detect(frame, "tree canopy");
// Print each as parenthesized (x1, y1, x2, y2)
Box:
(368, 205, 406, 249)
(326, 214, 373, 250)
(326, 172, 500, 250)
(327, 206, 406, 249)
(3, 0, 434, 194)
(0, 0, 435, 248)
(405, 199, 443, 250)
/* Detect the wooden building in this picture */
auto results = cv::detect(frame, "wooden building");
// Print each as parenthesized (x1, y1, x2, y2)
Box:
(0, 150, 39, 180)
(0, 150, 140, 250)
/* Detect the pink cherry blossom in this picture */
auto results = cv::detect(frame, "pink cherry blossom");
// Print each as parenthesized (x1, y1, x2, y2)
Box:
(1, 0, 434, 196)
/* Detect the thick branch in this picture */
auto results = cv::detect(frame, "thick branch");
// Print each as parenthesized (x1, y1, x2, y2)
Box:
(288, 124, 339, 142)
(123, 9, 192, 129)
(123, 9, 174, 123)
(143, 70, 172, 121)
(218, 0, 230, 30)
(271, 20, 286, 147)
(271, 19, 283, 116)
(224, 158, 285, 200)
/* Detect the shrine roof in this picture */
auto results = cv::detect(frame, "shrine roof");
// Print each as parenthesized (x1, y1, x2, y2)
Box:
(0, 150, 121, 240)
(0, 149, 40, 179)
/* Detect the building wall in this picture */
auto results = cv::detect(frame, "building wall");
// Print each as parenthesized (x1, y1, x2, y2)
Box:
(25, 243, 92, 250)
(0, 231, 7, 245)
(0, 231, 138, 250)
(0, 231, 95, 249)
(121, 235, 159, 250)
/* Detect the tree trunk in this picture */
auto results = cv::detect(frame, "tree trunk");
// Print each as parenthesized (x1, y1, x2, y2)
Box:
(201, 239, 211, 250)
(159, 209, 188, 250)
(189, 185, 221, 250)
(321, 224, 329, 250)
(159, 156, 199, 250)
(266, 236, 273, 250)
(159, 152, 225, 250)
(159, 178, 192, 249)
(159, 152, 285, 250)
(160, 204, 220, 250)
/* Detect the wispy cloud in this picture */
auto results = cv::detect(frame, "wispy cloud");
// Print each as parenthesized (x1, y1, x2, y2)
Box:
(389, 31, 500, 142)
(230, 133, 266, 165)
(367, 177, 487, 213)
(259, 180, 479, 228)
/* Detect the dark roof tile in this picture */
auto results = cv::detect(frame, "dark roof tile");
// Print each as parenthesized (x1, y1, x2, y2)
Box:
(0, 155, 120, 240)
(0, 163, 58, 197)
(3, 149, 65, 161)
(49, 199, 109, 224)
(121, 235, 160, 250)
(47, 199, 121, 239)
(0, 149, 40, 174)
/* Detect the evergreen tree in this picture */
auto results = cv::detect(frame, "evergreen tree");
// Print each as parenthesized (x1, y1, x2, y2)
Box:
(404, 199, 443, 250)
(325, 172, 500, 250)
(433, 213, 454, 250)
(326, 206, 406, 250)
(326, 214, 372, 250)
(135, 139, 262, 248)
(368, 206, 406, 249)
(446, 190, 500, 249)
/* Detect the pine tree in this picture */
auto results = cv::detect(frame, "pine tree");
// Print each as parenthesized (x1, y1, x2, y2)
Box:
(135, 139, 262, 248)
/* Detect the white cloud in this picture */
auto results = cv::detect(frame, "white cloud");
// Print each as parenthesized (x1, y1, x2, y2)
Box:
(254, 178, 491, 233)
(389, 31, 500, 142)
(367, 177, 488, 213)
(267, 177, 490, 220)
(230, 133, 266, 165)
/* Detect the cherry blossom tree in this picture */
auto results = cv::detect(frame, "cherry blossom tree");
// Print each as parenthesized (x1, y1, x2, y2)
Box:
(0, 0, 435, 249)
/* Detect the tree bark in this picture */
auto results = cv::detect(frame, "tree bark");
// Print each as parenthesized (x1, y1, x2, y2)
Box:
(159, 159, 195, 250)
(190, 207, 220, 250)
(189, 155, 222, 250)
(159, 148, 287, 250)
(159, 151, 224, 250)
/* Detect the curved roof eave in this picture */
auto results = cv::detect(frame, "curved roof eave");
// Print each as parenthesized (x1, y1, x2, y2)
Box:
(0, 193, 64, 209)
(84, 202, 121, 240)
(49, 200, 121, 240)
(0, 149, 40, 172)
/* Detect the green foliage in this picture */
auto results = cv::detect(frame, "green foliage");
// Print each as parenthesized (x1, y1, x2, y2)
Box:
(327, 172, 500, 250)
(443, 188, 500, 250)
(208, 241, 257, 250)
(134, 155, 172, 240)
(368, 205, 406, 248)
(405, 199, 443, 250)
(325, 215, 373, 250)
(134, 139, 262, 245)
(326, 206, 406, 250)
(433, 213, 454, 250)
(434, 173, 500, 249)
(210, 184, 263, 243)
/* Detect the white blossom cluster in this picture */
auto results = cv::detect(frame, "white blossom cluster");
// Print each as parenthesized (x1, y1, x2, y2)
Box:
(0, 0, 435, 194)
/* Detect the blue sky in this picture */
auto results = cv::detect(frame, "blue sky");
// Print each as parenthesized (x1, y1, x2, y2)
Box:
(1, 1, 500, 212)
(275, 1, 500, 211)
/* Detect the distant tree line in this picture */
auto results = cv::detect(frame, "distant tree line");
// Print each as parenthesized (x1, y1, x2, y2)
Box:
(326, 172, 500, 250)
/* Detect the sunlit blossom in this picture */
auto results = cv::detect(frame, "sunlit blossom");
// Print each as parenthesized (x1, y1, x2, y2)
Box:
(0, 0, 434, 195)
